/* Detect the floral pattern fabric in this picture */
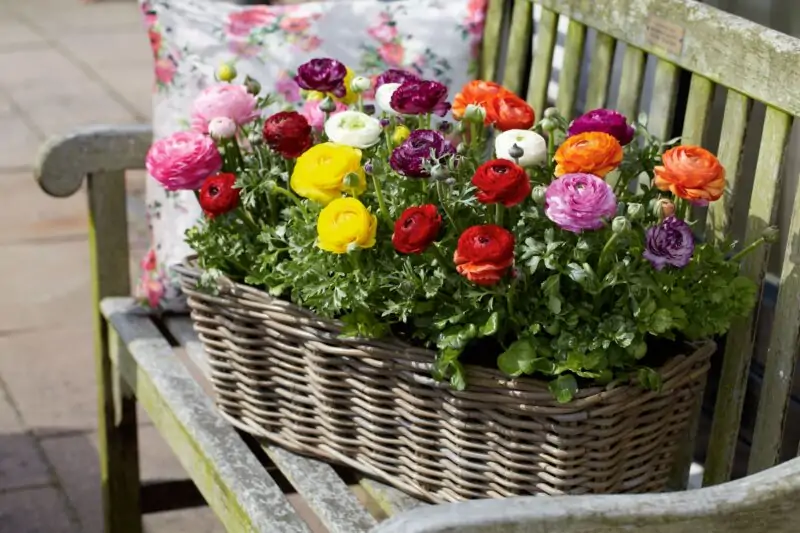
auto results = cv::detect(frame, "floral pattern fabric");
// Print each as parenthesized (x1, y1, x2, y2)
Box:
(137, 0, 486, 310)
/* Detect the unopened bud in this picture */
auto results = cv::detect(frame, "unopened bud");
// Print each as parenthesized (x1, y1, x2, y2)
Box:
(431, 165, 450, 182)
(540, 118, 557, 133)
(762, 226, 780, 243)
(508, 143, 524, 161)
(654, 198, 675, 218)
(343, 172, 361, 189)
(247, 131, 263, 146)
(543, 107, 560, 120)
(350, 76, 371, 93)
(216, 63, 237, 82)
(243, 75, 261, 96)
(319, 96, 337, 113)
(438, 120, 452, 133)
(627, 202, 644, 220)
(531, 185, 547, 205)
(364, 161, 374, 174)
(456, 142, 469, 155)
(612, 216, 631, 234)
(208, 116, 237, 140)
(464, 104, 486, 124)
(362, 104, 376, 116)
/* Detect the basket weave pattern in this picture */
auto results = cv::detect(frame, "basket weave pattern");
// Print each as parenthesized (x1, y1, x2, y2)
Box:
(175, 260, 714, 502)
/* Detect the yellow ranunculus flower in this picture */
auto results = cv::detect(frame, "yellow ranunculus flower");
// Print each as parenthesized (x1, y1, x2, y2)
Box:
(304, 68, 358, 105)
(290, 142, 366, 205)
(317, 198, 377, 254)
(392, 125, 411, 146)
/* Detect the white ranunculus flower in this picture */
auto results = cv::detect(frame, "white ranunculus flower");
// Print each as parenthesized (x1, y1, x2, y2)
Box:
(324, 110, 383, 149)
(375, 82, 401, 115)
(494, 129, 548, 168)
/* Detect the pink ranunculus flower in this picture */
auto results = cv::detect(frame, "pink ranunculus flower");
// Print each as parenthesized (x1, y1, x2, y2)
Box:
(276, 73, 301, 103)
(145, 131, 223, 191)
(190, 84, 259, 133)
(544, 173, 618, 233)
(299, 98, 347, 131)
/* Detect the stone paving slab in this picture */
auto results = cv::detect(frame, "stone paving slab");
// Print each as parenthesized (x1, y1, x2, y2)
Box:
(0, 486, 80, 533)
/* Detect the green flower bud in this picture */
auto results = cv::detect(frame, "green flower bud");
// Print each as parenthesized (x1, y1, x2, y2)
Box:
(543, 107, 560, 119)
(343, 172, 361, 189)
(612, 216, 631, 234)
(540, 118, 558, 133)
(464, 104, 486, 124)
(456, 142, 469, 155)
(531, 185, 547, 205)
(627, 202, 644, 220)
(319, 95, 337, 113)
(244, 75, 261, 95)
(350, 76, 371, 94)
(431, 164, 450, 182)
(216, 63, 237, 82)
(762, 226, 780, 243)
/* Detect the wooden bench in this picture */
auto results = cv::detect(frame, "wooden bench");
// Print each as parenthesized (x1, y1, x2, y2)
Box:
(36, 0, 800, 531)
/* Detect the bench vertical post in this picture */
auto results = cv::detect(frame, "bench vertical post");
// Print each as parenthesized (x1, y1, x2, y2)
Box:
(87, 170, 143, 533)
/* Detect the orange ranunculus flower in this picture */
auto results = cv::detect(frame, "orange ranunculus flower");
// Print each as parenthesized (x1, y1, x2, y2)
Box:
(452, 80, 512, 122)
(485, 93, 535, 131)
(554, 132, 623, 177)
(653, 146, 726, 202)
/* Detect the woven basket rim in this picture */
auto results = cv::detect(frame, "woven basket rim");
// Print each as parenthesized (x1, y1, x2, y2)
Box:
(173, 256, 717, 406)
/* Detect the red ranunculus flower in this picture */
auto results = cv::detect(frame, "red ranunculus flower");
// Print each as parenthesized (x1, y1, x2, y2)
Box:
(199, 173, 239, 218)
(486, 93, 535, 131)
(454, 225, 515, 286)
(392, 205, 442, 254)
(263, 111, 313, 159)
(472, 159, 531, 207)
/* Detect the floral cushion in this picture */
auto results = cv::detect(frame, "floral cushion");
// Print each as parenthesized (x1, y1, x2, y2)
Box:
(137, 0, 487, 310)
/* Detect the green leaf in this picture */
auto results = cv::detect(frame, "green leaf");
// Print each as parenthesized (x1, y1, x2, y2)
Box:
(497, 338, 537, 376)
(436, 324, 478, 350)
(548, 374, 579, 404)
(648, 308, 673, 334)
(450, 361, 467, 391)
(637, 368, 663, 392)
(478, 311, 500, 337)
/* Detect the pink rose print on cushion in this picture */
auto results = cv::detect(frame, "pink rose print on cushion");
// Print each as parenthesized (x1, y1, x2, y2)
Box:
(298, 35, 322, 52)
(226, 7, 278, 38)
(280, 16, 311, 33)
(276, 72, 301, 103)
(154, 57, 177, 85)
(368, 13, 398, 42)
(379, 42, 405, 66)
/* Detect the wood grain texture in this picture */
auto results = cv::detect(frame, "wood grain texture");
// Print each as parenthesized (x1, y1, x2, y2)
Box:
(585, 32, 616, 110)
(101, 298, 312, 533)
(647, 59, 681, 141)
(480, 0, 506, 81)
(527, 7, 559, 113)
(615, 45, 647, 120)
(35, 124, 152, 198)
(501, 0, 533, 95)
(704, 107, 792, 487)
(360, 479, 429, 518)
(372, 456, 800, 533)
(534, 0, 800, 116)
(555, 19, 587, 118)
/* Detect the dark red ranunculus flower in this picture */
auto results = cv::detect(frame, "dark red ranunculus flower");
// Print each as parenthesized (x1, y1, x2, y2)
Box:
(390, 80, 451, 117)
(453, 225, 515, 286)
(262, 111, 313, 158)
(199, 173, 240, 218)
(392, 205, 442, 254)
(294, 58, 348, 98)
(375, 68, 420, 89)
(472, 159, 531, 207)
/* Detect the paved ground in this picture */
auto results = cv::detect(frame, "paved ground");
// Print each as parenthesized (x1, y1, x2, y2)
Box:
(0, 0, 227, 531)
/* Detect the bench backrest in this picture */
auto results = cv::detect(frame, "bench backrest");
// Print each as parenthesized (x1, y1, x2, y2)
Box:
(480, 0, 800, 489)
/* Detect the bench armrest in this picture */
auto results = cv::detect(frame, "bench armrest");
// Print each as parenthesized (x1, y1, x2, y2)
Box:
(35, 124, 153, 198)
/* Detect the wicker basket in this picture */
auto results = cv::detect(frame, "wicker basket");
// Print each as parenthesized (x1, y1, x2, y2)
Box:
(174, 258, 715, 502)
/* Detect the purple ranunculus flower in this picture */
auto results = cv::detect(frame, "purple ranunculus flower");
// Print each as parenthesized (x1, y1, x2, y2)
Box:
(390, 130, 455, 178)
(544, 173, 618, 233)
(375, 68, 420, 89)
(294, 58, 348, 98)
(568, 109, 635, 146)
(390, 80, 451, 117)
(643, 216, 695, 270)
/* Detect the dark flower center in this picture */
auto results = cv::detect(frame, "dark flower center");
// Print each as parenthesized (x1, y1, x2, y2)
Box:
(478, 236, 490, 244)
(209, 186, 219, 196)
(492, 165, 508, 174)
(403, 217, 416, 229)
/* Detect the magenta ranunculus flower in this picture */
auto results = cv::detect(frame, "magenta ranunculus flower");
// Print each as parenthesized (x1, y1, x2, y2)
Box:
(390, 80, 451, 117)
(643, 216, 695, 270)
(568, 109, 635, 146)
(145, 131, 223, 191)
(294, 58, 348, 97)
(375, 68, 420, 89)
(544, 173, 617, 233)
(190, 84, 259, 133)
(390, 130, 455, 178)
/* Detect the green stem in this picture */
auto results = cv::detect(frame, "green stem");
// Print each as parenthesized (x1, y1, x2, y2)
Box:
(371, 173, 392, 226)
(239, 208, 260, 233)
(429, 243, 452, 270)
(547, 130, 557, 166)
(436, 181, 461, 232)
(676, 198, 690, 220)
(729, 237, 767, 263)
(597, 232, 621, 277)
(228, 138, 245, 171)
(494, 204, 504, 227)
(266, 190, 278, 225)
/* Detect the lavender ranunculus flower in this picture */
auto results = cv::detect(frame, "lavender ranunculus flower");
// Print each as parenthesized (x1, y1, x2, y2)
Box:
(375, 68, 420, 89)
(544, 173, 618, 233)
(568, 109, 635, 146)
(643, 216, 695, 270)
(294, 58, 348, 98)
(390, 80, 451, 117)
(390, 130, 455, 178)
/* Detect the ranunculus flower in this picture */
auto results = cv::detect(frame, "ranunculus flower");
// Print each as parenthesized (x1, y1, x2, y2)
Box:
(208, 117, 237, 140)
(294, 58, 348, 98)
(451, 80, 512, 121)
(390, 80, 451, 117)
(317, 197, 377, 254)
(454, 225, 515, 286)
(199, 173, 240, 218)
(654, 145, 726, 203)
(643, 216, 695, 270)
(568, 109, 635, 146)
(554, 131, 623, 177)
(472, 159, 531, 207)
(263, 111, 313, 158)
(375, 68, 420, 89)
(300, 98, 348, 131)
(390, 130, 455, 178)
(290, 142, 365, 205)
(494, 129, 547, 168)
(145, 131, 223, 191)
(190, 84, 259, 133)
(544, 173, 618, 233)
(392, 205, 442, 254)
(324, 110, 382, 149)
(375, 82, 400, 115)
(485, 93, 535, 131)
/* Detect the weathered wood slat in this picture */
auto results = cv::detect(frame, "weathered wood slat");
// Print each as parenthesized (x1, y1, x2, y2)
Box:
(584, 32, 616, 110)
(164, 316, 209, 377)
(501, 0, 533, 95)
(748, 169, 800, 474)
(526, 7, 559, 113)
(480, 0, 506, 82)
(534, 0, 800, 117)
(615, 45, 646, 120)
(360, 479, 429, 518)
(555, 19, 587, 118)
(647, 59, 681, 141)
(704, 107, 793, 487)
(371, 457, 800, 533)
(264, 446, 377, 533)
(101, 298, 312, 533)
(706, 91, 752, 241)
(680, 74, 715, 145)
